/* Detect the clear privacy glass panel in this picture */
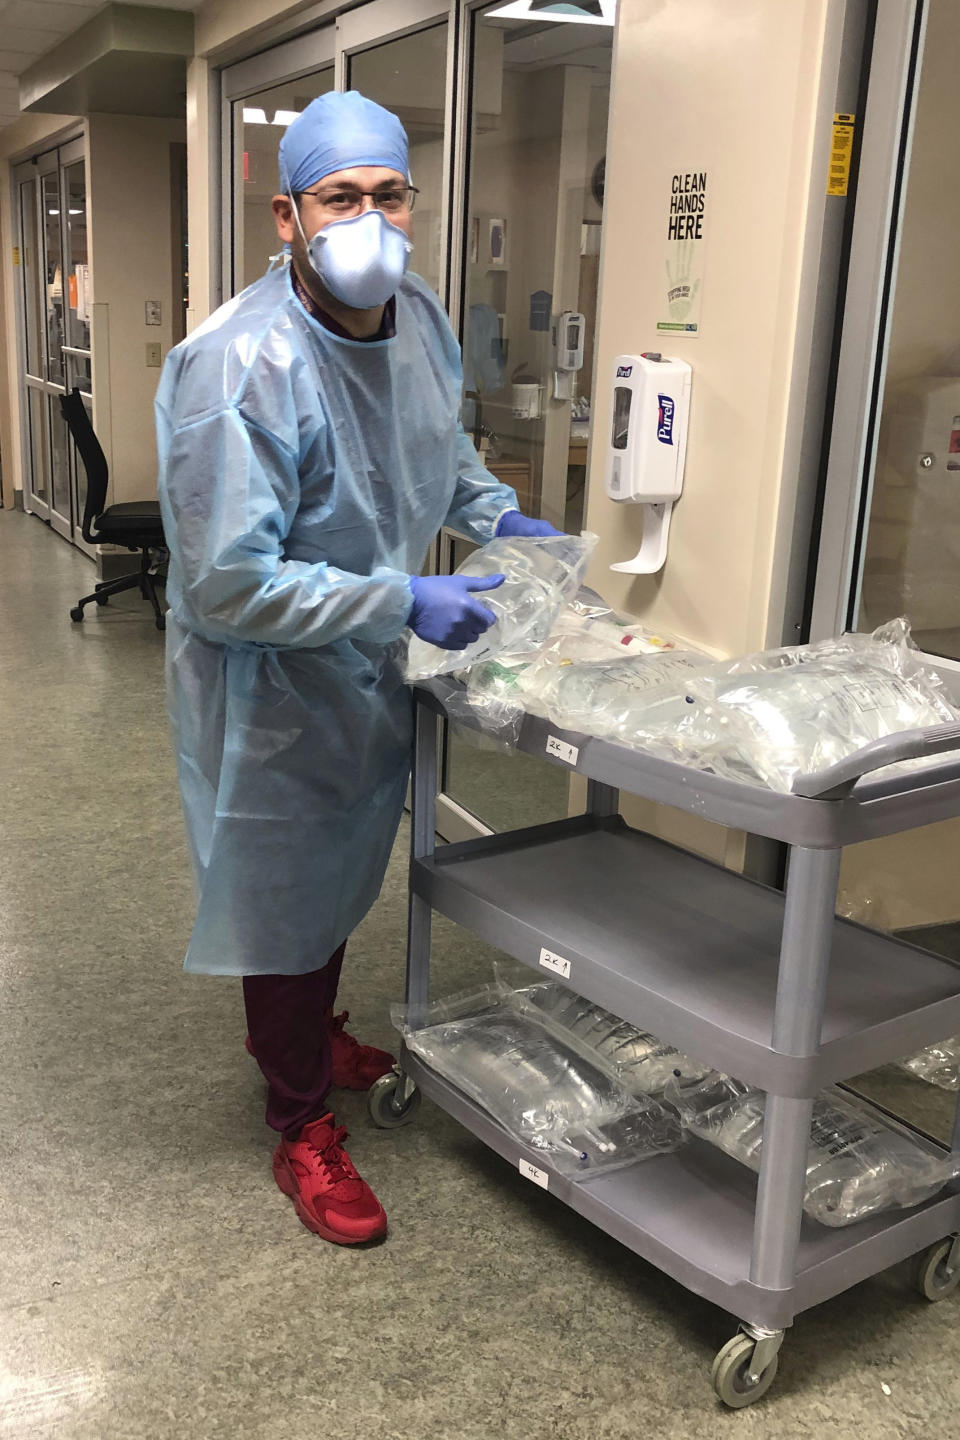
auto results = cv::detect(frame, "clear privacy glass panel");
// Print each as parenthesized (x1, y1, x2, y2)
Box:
(349, 23, 449, 297)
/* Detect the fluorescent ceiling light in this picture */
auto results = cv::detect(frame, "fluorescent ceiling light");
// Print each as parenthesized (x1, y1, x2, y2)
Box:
(69, 208, 82, 215)
(48, 208, 59, 215)
(488, 0, 614, 23)
(272, 110, 300, 126)
(242, 107, 268, 124)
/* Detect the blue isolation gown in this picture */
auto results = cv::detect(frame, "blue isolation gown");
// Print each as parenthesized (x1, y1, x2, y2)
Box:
(156, 262, 518, 976)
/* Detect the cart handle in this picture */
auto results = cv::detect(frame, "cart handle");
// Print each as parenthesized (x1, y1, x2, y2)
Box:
(791, 723, 960, 799)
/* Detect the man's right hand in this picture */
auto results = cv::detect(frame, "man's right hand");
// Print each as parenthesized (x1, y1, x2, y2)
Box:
(408, 573, 505, 650)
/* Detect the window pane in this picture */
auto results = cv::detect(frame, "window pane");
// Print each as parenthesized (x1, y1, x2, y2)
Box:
(64, 159, 91, 356)
(42, 172, 64, 386)
(349, 23, 449, 296)
(28, 388, 49, 506)
(856, 0, 960, 658)
(19, 180, 43, 377)
(236, 70, 336, 291)
(48, 393, 71, 524)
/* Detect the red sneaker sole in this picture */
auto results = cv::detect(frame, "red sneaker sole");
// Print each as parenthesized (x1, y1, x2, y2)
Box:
(272, 1152, 388, 1246)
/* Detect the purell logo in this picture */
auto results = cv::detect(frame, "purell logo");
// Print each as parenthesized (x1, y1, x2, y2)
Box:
(616, 364, 633, 378)
(657, 394, 675, 445)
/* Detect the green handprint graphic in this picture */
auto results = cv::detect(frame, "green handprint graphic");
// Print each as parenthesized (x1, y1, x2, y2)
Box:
(665, 239, 701, 322)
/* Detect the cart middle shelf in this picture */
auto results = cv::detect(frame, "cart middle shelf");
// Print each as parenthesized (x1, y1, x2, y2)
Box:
(413, 813, 960, 1098)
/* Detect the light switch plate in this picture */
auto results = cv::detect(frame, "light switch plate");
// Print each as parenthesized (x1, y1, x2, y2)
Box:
(146, 342, 162, 367)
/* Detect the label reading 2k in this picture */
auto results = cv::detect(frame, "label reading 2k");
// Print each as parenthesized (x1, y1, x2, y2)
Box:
(546, 734, 579, 766)
(539, 947, 571, 979)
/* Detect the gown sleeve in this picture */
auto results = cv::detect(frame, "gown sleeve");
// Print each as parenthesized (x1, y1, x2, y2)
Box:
(441, 422, 519, 545)
(157, 396, 414, 649)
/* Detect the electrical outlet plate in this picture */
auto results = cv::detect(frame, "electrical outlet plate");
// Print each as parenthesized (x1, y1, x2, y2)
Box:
(145, 300, 161, 325)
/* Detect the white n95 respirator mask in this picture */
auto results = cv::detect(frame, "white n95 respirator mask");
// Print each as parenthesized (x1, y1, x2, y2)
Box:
(297, 206, 412, 310)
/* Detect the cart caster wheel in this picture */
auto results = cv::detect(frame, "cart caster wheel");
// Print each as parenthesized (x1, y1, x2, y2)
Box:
(368, 1070, 421, 1129)
(712, 1334, 779, 1408)
(155, 615, 166, 631)
(69, 606, 84, 622)
(915, 1238, 960, 1302)
(94, 594, 109, 606)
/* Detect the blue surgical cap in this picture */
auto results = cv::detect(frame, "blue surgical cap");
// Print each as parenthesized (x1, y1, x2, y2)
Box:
(278, 91, 409, 193)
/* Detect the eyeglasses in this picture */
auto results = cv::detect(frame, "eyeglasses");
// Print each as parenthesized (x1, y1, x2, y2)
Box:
(297, 185, 419, 217)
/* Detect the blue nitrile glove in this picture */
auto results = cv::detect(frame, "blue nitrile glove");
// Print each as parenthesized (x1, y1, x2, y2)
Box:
(495, 510, 564, 539)
(408, 573, 506, 650)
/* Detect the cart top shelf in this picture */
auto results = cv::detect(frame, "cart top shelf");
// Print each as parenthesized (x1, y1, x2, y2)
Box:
(416, 679, 960, 849)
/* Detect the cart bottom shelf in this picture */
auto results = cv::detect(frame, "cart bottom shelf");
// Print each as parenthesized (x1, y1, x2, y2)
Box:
(403, 1051, 960, 1331)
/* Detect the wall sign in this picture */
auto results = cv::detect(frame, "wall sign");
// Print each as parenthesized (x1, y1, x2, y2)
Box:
(827, 113, 856, 197)
(657, 169, 709, 339)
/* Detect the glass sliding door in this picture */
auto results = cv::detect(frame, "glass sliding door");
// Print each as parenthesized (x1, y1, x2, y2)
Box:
(15, 137, 89, 544)
(223, 2, 453, 304)
(18, 172, 48, 516)
(440, 0, 613, 837)
(220, 1, 613, 841)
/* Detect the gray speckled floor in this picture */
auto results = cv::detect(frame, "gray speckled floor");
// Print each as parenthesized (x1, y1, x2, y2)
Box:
(3, 508, 960, 1439)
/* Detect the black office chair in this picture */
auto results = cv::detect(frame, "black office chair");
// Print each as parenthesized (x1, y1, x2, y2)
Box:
(59, 388, 167, 631)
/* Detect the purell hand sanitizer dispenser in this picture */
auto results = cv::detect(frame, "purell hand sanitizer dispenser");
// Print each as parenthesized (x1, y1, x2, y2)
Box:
(606, 353, 692, 574)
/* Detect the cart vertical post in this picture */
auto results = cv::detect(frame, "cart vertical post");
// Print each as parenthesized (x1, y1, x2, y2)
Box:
(749, 846, 842, 1294)
(586, 779, 619, 818)
(406, 699, 438, 1025)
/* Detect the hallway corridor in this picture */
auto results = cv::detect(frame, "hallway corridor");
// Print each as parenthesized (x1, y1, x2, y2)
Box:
(1, 511, 960, 1439)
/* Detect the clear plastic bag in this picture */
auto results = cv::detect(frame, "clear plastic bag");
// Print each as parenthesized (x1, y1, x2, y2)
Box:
(513, 980, 712, 1096)
(516, 650, 714, 747)
(898, 1037, 960, 1091)
(393, 985, 681, 1176)
(685, 619, 959, 793)
(404, 532, 598, 682)
(422, 658, 532, 750)
(667, 1072, 960, 1227)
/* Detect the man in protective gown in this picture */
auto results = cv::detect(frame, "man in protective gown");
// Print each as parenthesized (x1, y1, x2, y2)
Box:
(156, 91, 558, 1244)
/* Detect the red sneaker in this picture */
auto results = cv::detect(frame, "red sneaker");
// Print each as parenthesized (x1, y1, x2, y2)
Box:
(327, 1009, 396, 1091)
(272, 1115, 388, 1244)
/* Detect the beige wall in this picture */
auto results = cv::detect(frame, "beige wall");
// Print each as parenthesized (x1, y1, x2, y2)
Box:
(87, 114, 187, 505)
(579, 0, 834, 862)
(585, 0, 830, 655)
(0, 112, 83, 507)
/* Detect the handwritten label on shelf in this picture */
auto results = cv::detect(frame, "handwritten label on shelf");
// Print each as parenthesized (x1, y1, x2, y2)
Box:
(546, 734, 579, 766)
(539, 947, 571, 979)
(519, 1158, 550, 1190)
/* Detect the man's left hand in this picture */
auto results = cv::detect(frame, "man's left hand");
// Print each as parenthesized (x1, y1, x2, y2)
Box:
(496, 511, 564, 539)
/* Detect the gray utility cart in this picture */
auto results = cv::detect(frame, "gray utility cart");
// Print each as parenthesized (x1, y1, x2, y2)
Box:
(369, 679, 960, 1408)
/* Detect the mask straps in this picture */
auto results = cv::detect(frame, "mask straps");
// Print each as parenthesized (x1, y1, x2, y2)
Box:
(288, 189, 310, 250)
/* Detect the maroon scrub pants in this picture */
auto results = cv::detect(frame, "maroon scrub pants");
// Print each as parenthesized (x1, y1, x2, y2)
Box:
(242, 942, 346, 1139)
